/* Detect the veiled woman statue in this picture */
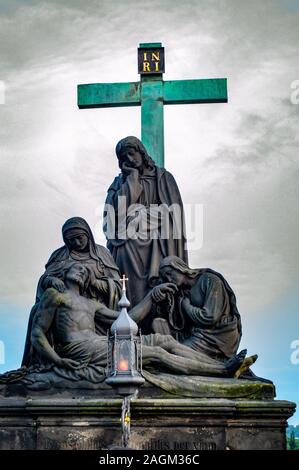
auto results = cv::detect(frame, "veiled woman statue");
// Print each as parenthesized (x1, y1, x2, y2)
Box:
(22, 217, 122, 366)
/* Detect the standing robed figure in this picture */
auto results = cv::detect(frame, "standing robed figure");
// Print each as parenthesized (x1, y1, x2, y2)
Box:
(104, 136, 188, 332)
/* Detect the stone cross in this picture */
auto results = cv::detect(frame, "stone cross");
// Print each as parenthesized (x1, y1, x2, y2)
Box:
(77, 42, 227, 167)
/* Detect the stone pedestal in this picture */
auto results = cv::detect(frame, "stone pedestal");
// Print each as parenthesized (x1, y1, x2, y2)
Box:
(0, 393, 295, 450)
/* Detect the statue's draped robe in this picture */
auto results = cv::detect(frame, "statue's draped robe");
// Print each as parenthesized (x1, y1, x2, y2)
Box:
(22, 333, 230, 390)
(104, 167, 188, 327)
(172, 270, 242, 359)
(23, 336, 109, 389)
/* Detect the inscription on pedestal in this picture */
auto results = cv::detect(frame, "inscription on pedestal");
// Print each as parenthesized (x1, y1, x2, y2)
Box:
(141, 439, 216, 450)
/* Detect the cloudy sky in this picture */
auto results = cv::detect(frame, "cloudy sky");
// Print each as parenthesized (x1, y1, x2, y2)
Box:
(0, 0, 298, 422)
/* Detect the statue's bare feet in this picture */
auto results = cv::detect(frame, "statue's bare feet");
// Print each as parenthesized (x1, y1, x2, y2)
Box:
(225, 349, 247, 375)
(234, 354, 258, 379)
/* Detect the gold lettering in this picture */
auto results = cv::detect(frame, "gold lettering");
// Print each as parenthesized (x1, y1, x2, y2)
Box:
(143, 62, 151, 72)
(155, 62, 159, 72)
(152, 52, 160, 61)
(143, 52, 148, 61)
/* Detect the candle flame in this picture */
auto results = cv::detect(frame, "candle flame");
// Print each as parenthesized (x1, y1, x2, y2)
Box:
(118, 358, 129, 371)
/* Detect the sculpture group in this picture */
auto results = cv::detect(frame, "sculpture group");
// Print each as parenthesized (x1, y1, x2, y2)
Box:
(0, 136, 260, 391)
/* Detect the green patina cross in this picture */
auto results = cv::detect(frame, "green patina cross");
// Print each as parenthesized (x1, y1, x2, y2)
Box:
(77, 42, 227, 167)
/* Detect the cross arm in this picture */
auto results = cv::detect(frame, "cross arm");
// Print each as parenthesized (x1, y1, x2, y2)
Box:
(163, 78, 227, 105)
(78, 82, 141, 109)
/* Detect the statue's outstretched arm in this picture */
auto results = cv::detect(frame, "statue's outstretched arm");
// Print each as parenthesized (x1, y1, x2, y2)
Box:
(130, 283, 177, 323)
(94, 303, 119, 325)
(94, 283, 177, 327)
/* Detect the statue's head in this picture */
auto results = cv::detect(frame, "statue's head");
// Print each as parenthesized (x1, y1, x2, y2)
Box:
(115, 136, 155, 172)
(62, 217, 90, 252)
(64, 262, 90, 292)
(159, 256, 198, 287)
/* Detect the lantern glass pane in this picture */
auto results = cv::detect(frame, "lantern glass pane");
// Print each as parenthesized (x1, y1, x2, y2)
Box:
(117, 340, 134, 371)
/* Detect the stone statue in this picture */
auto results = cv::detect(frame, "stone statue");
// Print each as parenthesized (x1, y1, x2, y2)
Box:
(104, 136, 188, 332)
(22, 217, 122, 367)
(0, 148, 261, 394)
(155, 256, 242, 361)
(1, 262, 256, 390)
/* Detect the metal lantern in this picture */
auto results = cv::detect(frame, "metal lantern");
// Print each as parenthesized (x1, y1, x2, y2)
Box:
(105, 275, 145, 396)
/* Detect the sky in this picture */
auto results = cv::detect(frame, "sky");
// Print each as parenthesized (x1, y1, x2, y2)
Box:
(0, 0, 298, 423)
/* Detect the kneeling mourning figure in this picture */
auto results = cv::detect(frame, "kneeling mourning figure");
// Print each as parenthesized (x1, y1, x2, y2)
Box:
(0, 227, 260, 392)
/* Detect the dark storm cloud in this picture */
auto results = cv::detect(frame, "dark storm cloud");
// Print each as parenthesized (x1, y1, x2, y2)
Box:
(0, 0, 298, 313)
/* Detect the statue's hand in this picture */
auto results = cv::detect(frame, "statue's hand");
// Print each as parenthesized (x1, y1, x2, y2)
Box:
(50, 277, 66, 293)
(152, 283, 177, 302)
(58, 358, 85, 371)
(122, 162, 139, 177)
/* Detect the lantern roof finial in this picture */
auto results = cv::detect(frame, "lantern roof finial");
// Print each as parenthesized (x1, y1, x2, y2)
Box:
(111, 274, 138, 336)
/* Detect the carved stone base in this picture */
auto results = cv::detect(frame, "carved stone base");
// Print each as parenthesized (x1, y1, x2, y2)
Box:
(0, 394, 295, 450)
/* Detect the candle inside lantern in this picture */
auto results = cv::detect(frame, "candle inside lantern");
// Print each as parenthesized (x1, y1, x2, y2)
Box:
(118, 357, 129, 371)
